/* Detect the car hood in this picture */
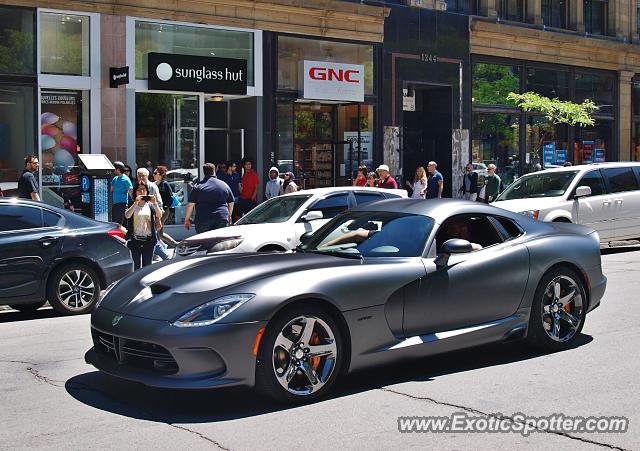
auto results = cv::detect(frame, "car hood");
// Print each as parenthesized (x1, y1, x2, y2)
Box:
(492, 196, 565, 213)
(184, 223, 287, 243)
(99, 252, 357, 321)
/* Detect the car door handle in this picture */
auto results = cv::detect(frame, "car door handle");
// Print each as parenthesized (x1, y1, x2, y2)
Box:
(602, 200, 610, 205)
(614, 198, 623, 204)
(38, 236, 59, 248)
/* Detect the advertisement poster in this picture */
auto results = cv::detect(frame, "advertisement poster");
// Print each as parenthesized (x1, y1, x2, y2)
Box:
(582, 140, 594, 164)
(555, 149, 567, 164)
(543, 142, 555, 164)
(344, 131, 373, 175)
(594, 148, 606, 163)
(41, 91, 82, 209)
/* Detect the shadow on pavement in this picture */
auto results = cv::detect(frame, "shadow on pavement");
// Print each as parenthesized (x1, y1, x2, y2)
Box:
(65, 334, 592, 423)
(0, 306, 68, 324)
(601, 245, 640, 255)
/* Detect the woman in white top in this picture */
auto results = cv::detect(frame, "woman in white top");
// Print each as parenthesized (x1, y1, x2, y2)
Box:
(125, 182, 162, 269)
(408, 166, 428, 199)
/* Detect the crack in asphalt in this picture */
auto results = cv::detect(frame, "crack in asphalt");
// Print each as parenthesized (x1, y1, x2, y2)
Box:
(170, 424, 231, 450)
(380, 388, 629, 451)
(26, 367, 65, 388)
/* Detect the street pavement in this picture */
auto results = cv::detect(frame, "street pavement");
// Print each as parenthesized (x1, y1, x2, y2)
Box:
(1, 247, 639, 450)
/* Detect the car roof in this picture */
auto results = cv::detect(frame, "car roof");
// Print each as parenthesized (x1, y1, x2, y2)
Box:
(521, 162, 640, 176)
(279, 186, 407, 198)
(0, 198, 111, 227)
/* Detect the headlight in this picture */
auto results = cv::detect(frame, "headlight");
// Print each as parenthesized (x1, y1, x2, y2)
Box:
(519, 210, 540, 220)
(96, 281, 118, 309)
(171, 294, 254, 327)
(207, 238, 243, 253)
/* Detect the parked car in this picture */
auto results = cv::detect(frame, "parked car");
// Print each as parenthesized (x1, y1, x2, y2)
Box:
(492, 162, 640, 243)
(86, 199, 606, 402)
(174, 186, 408, 257)
(0, 199, 133, 314)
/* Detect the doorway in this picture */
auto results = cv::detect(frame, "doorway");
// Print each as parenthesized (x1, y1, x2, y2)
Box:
(402, 85, 453, 197)
(203, 100, 245, 167)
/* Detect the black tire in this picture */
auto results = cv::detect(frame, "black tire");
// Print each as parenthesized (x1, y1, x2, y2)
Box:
(9, 302, 46, 313)
(255, 305, 344, 403)
(47, 263, 101, 315)
(525, 266, 587, 352)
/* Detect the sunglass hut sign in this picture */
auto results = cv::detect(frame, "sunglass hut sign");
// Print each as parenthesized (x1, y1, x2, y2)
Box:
(148, 53, 247, 95)
(302, 60, 365, 102)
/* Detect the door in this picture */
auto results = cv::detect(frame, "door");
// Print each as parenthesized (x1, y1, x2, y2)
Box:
(403, 214, 530, 336)
(573, 169, 614, 240)
(0, 205, 62, 299)
(204, 129, 245, 166)
(602, 167, 640, 240)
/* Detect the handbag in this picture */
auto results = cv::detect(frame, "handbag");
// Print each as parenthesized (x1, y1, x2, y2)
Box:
(170, 191, 181, 208)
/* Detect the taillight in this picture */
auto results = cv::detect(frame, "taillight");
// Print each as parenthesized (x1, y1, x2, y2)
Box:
(107, 227, 126, 241)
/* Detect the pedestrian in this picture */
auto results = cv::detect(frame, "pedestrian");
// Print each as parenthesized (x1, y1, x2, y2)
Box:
(366, 172, 378, 187)
(426, 161, 443, 199)
(219, 161, 242, 222)
(484, 163, 502, 203)
(124, 165, 136, 186)
(460, 163, 479, 201)
(238, 157, 259, 216)
(183, 163, 234, 234)
(18, 155, 40, 201)
(111, 161, 133, 225)
(216, 162, 227, 179)
(353, 166, 368, 187)
(563, 161, 573, 167)
(376, 164, 398, 189)
(280, 172, 298, 194)
(125, 182, 162, 270)
(153, 165, 178, 248)
(265, 166, 283, 200)
(136, 167, 163, 208)
(408, 166, 428, 199)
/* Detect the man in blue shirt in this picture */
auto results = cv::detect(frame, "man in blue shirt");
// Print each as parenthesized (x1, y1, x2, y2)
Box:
(426, 161, 444, 199)
(184, 163, 235, 234)
(219, 161, 242, 221)
(111, 161, 133, 225)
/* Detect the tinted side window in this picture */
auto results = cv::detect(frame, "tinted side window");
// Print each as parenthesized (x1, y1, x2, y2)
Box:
(43, 210, 62, 227)
(633, 166, 640, 184)
(491, 216, 523, 240)
(309, 194, 349, 219)
(576, 170, 607, 196)
(354, 192, 384, 205)
(0, 205, 43, 232)
(436, 214, 503, 252)
(604, 167, 639, 193)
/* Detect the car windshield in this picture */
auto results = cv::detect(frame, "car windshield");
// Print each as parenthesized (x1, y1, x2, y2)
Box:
(303, 212, 435, 258)
(497, 171, 578, 201)
(236, 194, 313, 225)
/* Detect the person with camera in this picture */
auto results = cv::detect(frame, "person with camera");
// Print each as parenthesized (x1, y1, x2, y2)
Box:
(125, 182, 162, 270)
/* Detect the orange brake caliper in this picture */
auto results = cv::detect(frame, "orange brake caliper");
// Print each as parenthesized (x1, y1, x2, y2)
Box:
(310, 332, 321, 369)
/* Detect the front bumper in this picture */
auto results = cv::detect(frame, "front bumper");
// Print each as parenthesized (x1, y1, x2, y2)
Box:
(85, 306, 266, 389)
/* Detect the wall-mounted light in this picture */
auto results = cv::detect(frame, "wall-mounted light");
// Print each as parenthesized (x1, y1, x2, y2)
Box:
(211, 95, 224, 102)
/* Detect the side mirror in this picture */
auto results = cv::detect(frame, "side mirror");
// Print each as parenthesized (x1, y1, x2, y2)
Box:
(574, 186, 592, 198)
(301, 210, 323, 222)
(434, 239, 473, 268)
(299, 231, 314, 245)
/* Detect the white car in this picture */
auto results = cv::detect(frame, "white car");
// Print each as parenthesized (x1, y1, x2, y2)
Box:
(174, 186, 408, 257)
(492, 162, 640, 243)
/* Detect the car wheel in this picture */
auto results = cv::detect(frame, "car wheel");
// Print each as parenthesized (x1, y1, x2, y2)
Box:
(526, 266, 586, 351)
(256, 306, 344, 403)
(47, 263, 101, 315)
(9, 302, 46, 313)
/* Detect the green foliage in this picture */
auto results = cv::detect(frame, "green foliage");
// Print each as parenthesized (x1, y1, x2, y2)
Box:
(472, 63, 519, 105)
(0, 30, 34, 74)
(507, 92, 599, 127)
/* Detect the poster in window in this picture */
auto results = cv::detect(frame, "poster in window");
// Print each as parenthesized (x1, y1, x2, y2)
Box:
(555, 149, 567, 164)
(594, 148, 606, 163)
(344, 132, 373, 175)
(543, 142, 555, 164)
(582, 140, 594, 164)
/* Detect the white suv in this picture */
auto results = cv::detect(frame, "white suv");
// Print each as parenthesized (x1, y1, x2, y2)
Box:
(174, 186, 408, 257)
(492, 162, 640, 243)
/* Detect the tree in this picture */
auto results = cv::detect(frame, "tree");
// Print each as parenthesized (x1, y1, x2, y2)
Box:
(507, 92, 599, 127)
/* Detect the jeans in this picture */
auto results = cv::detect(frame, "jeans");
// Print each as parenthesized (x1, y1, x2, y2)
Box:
(195, 218, 229, 235)
(128, 237, 156, 270)
(154, 240, 170, 260)
(463, 192, 478, 202)
(237, 198, 257, 217)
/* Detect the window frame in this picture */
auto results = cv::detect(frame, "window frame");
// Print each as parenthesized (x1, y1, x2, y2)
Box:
(584, 0, 609, 36)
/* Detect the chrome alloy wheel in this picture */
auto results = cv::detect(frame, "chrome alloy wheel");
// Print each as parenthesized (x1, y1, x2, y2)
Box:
(57, 269, 97, 312)
(541, 275, 584, 342)
(272, 315, 338, 396)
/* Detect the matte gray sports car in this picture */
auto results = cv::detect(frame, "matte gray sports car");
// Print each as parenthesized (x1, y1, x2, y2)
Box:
(85, 199, 606, 402)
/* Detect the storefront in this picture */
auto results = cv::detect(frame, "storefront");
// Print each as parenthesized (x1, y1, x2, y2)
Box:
(266, 34, 381, 189)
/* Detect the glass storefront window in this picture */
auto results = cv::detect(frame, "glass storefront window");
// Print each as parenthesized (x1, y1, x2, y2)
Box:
(575, 72, 614, 115)
(525, 116, 569, 171)
(576, 121, 613, 164)
(277, 36, 374, 95)
(542, 0, 568, 28)
(526, 67, 570, 100)
(584, 0, 608, 35)
(276, 101, 293, 173)
(135, 22, 254, 85)
(497, 0, 524, 21)
(294, 103, 333, 141)
(472, 113, 520, 187)
(0, 7, 35, 75)
(445, 0, 477, 13)
(472, 63, 520, 106)
(337, 104, 374, 185)
(40, 89, 89, 210)
(0, 84, 36, 195)
(40, 13, 90, 76)
(136, 93, 199, 224)
(633, 121, 640, 161)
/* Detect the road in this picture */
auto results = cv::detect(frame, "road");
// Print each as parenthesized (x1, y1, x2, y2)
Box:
(1, 247, 638, 450)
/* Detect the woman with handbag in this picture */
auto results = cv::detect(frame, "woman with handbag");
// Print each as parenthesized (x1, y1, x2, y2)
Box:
(125, 182, 162, 270)
(153, 165, 179, 248)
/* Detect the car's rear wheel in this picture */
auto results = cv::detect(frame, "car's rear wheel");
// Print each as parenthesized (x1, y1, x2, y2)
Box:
(256, 306, 343, 403)
(9, 302, 46, 313)
(47, 263, 101, 315)
(526, 266, 586, 351)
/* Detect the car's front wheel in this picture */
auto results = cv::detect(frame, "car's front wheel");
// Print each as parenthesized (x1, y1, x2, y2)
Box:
(47, 263, 101, 315)
(256, 306, 344, 403)
(526, 266, 586, 351)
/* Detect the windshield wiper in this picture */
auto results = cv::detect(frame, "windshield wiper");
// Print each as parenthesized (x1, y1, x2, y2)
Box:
(307, 249, 363, 260)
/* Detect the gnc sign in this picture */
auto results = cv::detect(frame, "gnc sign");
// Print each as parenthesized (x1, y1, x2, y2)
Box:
(303, 60, 365, 102)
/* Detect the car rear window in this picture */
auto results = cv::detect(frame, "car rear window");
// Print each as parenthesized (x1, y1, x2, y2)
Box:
(603, 167, 640, 193)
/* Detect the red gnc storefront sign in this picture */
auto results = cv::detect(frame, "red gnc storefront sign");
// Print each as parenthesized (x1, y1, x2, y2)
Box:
(302, 60, 365, 102)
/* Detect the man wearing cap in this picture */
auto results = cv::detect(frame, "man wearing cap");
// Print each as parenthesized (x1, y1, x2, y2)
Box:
(376, 164, 398, 189)
(111, 161, 133, 225)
